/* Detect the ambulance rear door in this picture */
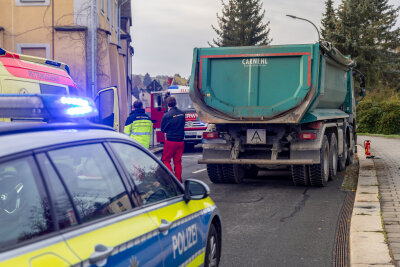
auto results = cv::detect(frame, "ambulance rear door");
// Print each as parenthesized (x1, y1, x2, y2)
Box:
(95, 86, 120, 132)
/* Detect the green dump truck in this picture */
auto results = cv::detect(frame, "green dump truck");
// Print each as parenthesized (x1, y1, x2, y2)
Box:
(189, 42, 364, 187)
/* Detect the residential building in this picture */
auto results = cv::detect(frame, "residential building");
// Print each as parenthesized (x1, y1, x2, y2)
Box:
(0, 0, 133, 129)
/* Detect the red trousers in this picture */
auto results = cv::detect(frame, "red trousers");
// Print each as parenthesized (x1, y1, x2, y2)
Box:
(162, 140, 185, 182)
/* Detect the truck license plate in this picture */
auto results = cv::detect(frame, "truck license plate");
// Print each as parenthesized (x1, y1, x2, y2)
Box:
(246, 129, 266, 144)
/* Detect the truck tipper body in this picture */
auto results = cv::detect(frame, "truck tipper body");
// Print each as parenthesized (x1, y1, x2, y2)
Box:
(190, 42, 362, 186)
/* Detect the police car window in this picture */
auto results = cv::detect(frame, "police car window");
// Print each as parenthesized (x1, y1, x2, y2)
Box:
(110, 143, 182, 205)
(38, 154, 77, 230)
(48, 143, 133, 223)
(0, 156, 53, 251)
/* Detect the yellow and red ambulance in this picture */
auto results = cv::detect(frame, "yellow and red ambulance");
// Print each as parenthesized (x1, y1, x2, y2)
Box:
(0, 47, 78, 95)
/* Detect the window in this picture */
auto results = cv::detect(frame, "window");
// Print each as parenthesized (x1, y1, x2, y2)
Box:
(110, 0, 114, 28)
(40, 83, 68, 95)
(107, 0, 111, 22)
(115, 1, 118, 33)
(16, 0, 49, 6)
(101, 0, 105, 14)
(48, 143, 133, 223)
(17, 43, 50, 59)
(37, 154, 76, 230)
(0, 156, 53, 251)
(110, 143, 182, 205)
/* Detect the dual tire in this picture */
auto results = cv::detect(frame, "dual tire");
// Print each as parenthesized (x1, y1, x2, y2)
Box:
(291, 135, 330, 187)
(293, 132, 351, 187)
(207, 164, 246, 184)
(309, 135, 330, 187)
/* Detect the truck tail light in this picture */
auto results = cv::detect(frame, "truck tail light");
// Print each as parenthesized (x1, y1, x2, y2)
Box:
(299, 132, 317, 140)
(306, 121, 322, 130)
(203, 132, 219, 139)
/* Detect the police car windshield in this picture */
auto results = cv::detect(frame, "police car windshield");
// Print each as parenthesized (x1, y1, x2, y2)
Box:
(170, 94, 194, 111)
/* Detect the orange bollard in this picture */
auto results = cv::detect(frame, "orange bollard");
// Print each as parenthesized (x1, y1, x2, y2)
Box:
(364, 140, 371, 157)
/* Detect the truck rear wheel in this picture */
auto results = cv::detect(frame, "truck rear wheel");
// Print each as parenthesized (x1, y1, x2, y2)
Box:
(309, 135, 330, 187)
(328, 133, 338, 180)
(222, 164, 245, 184)
(291, 165, 309, 186)
(207, 164, 225, 183)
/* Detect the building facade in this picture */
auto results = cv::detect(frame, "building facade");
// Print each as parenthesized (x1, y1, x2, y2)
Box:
(0, 0, 133, 126)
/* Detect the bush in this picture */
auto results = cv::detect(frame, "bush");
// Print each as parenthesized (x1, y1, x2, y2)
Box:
(357, 99, 400, 135)
(377, 101, 400, 134)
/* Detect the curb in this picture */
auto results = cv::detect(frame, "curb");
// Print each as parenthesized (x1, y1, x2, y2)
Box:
(350, 145, 394, 266)
(150, 146, 163, 154)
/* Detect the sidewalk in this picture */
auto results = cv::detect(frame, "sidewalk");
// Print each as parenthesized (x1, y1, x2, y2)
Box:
(351, 136, 400, 267)
(350, 145, 393, 266)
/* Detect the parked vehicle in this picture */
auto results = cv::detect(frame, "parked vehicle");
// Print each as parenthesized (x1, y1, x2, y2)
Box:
(151, 85, 207, 148)
(0, 48, 124, 132)
(190, 42, 364, 186)
(0, 48, 77, 95)
(0, 94, 222, 267)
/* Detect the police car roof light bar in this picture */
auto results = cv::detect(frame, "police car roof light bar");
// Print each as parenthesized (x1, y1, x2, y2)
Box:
(0, 94, 98, 121)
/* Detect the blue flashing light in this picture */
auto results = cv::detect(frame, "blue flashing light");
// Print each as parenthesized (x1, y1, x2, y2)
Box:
(0, 48, 5, 56)
(65, 64, 70, 75)
(45, 60, 62, 67)
(168, 86, 179, 89)
(0, 94, 98, 121)
(59, 97, 95, 116)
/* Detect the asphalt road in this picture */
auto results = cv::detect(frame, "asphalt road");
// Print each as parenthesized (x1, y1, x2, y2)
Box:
(159, 147, 348, 267)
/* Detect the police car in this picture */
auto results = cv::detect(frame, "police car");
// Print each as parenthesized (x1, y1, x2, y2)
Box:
(0, 95, 222, 267)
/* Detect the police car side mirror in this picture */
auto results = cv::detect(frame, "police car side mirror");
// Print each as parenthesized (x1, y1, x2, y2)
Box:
(184, 179, 210, 203)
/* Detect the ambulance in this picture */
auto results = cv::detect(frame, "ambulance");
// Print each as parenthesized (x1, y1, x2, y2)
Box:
(0, 48, 121, 132)
(151, 85, 208, 148)
(0, 48, 78, 95)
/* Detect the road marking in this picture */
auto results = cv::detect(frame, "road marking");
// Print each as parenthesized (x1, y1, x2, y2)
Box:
(182, 155, 201, 158)
(192, 168, 206, 174)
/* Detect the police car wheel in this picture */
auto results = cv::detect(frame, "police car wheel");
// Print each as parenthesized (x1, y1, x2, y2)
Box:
(204, 224, 220, 267)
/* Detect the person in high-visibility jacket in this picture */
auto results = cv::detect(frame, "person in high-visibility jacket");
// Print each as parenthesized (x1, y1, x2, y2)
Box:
(124, 100, 153, 148)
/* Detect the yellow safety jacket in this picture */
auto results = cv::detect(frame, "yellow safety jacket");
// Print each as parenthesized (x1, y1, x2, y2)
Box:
(124, 109, 153, 148)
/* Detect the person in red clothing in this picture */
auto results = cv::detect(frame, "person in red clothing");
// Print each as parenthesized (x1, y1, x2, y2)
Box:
(161, 96, 185, 182)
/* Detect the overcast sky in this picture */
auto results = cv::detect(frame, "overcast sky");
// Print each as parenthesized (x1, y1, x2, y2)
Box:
(131, 0, 400, 78)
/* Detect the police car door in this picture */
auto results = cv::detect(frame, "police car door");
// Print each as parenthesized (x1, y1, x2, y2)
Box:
(109, 142, 206, 266)
(42, 143, 164, 266)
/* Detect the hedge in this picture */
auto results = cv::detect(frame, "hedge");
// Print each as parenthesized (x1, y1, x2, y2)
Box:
(356, 99, 400, 135)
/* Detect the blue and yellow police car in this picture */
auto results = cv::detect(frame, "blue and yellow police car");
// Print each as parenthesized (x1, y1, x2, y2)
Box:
(0, 95, 222, 267)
